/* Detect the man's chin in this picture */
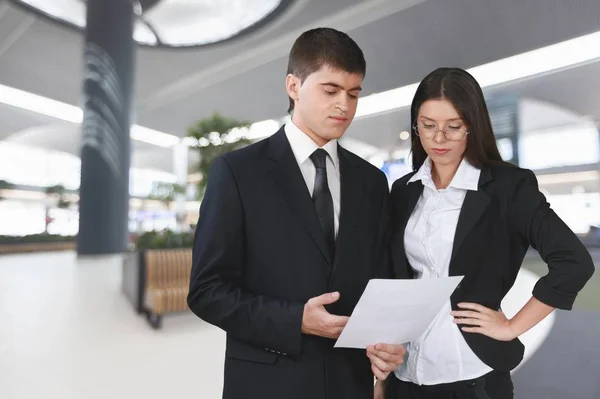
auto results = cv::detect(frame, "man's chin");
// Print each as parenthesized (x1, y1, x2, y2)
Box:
(323, 128, 347, 141)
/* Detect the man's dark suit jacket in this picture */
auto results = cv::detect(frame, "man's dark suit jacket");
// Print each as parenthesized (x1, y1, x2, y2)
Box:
(188, 127, 391, 399)
(389, 163, 595, 372)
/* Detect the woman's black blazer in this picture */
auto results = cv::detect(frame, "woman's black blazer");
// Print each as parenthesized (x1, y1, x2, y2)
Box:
(389, 163, 595, 372)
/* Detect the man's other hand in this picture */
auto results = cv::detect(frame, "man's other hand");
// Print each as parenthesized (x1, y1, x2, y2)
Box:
(301, 292, 349, 339)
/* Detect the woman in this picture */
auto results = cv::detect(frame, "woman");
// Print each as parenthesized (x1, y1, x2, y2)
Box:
(376, 68, 595, 399)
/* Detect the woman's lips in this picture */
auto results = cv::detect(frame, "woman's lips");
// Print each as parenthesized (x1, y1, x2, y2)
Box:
(432, 148, 450, 155)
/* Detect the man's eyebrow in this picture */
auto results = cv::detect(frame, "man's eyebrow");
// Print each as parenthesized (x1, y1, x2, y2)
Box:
(321, 82, 362, 91)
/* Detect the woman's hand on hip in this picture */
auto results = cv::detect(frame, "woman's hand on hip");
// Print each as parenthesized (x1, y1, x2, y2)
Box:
(451, 302, 518, 341)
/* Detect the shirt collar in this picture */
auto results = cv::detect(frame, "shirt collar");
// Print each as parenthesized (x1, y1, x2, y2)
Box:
(408, 157, 432, 185)
(408, 156, 480, 191)
(284, 120, 339, 170)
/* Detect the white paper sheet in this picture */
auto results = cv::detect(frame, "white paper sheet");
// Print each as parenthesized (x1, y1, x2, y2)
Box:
(334, 276, 464, 348)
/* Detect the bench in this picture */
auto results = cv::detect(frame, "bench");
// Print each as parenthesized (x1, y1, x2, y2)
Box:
(143, 249, 192, 328)
(122, 248, 192, 329)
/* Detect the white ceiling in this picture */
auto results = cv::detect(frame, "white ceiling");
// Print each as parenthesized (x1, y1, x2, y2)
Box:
(1, 0, 600, 174)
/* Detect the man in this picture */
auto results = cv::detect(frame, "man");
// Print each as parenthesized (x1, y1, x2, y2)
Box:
(188, 27, 404, 399)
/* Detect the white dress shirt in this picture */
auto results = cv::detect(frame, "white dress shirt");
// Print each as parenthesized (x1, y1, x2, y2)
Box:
(284, 121, 341, 237)
(394, 157, 493, 385)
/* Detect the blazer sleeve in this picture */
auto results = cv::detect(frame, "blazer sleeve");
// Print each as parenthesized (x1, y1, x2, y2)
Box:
(187, 156, 305, 357)
(508, 169, 595, 310)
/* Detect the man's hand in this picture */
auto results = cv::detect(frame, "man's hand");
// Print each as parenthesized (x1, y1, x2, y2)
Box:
(374, 378, 385, 399)
(301, 292, 349, 339)
(367, 343, 406, 380)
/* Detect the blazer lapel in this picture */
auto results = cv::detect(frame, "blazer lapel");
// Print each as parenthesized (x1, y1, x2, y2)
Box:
(267, 129, 333, 266)
(450, 168, 492, 268)
(391, 179, 423, 277)
(332, 146, 364, 272)
(401, 181, 424, 232)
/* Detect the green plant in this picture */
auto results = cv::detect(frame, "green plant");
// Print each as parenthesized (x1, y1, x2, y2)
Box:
(135, 230, 194, 250)
(0, 180, 12, 201)
(0, 234, 76, 245)
(45, 184, 71, 209)
(147, 182, 187, 204)
(43, 184, 73, 234)
(187, 113, 253, 198)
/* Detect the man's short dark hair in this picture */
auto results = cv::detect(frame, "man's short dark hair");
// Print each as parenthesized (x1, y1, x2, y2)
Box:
(286, 27, 366, 113)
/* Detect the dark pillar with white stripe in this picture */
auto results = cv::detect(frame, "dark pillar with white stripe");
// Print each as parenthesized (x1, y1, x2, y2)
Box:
(77, 0, 136, 255)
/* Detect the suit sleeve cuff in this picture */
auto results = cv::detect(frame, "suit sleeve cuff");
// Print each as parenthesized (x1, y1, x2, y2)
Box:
(281, 301, 305, 358)
(532, 278, 577, 310)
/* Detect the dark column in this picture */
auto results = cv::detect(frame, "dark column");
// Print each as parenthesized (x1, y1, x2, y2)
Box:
(77, 0, 136, 255)
(487, 92, 521, 166)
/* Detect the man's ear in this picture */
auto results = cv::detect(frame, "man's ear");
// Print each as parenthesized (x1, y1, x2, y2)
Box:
(285, 74, 301, 103)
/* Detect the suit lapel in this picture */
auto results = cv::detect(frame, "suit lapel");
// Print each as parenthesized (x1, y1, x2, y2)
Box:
(450, 168, 492, 271)
(267, 129, 333, 266)
(332, 147, 364, 272)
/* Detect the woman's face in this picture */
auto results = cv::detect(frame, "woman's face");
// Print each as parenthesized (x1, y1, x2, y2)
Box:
(416, 98, 469, 168)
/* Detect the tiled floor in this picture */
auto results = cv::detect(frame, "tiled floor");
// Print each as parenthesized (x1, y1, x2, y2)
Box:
(0, 250, 565, 399)
(0, 251, 225, 399)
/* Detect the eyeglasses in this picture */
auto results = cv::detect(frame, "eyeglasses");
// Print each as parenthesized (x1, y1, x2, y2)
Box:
(413, 121, 469, 141)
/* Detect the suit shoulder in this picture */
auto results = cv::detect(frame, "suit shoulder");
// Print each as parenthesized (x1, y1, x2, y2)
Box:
(219, 137, 269, 168)
(486, 163, 541, 209)
(390, 171, 417, 194)
(489, 163, 537, 188)
(342, 149, 388, 186)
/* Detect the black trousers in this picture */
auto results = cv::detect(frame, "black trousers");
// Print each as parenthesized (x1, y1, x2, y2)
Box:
(385, 370, 514, 399)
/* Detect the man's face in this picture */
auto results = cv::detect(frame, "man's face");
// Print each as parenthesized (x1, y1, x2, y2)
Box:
(286, 64, 363, 146)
